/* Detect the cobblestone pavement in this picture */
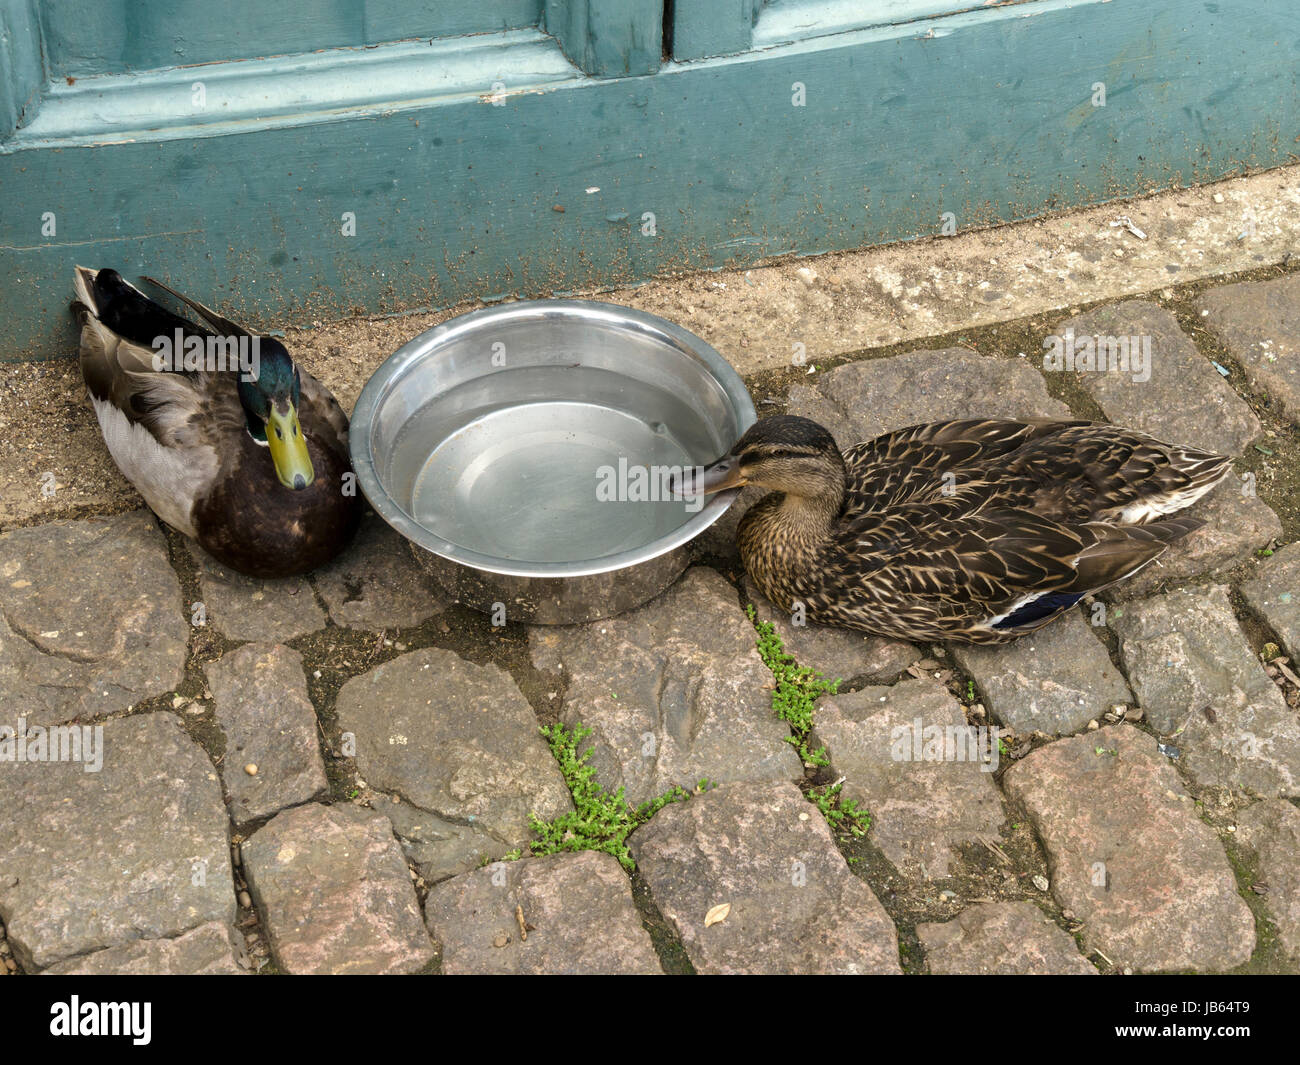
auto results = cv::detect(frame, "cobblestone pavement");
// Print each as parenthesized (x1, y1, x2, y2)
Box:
(1, 269, 1298, 975)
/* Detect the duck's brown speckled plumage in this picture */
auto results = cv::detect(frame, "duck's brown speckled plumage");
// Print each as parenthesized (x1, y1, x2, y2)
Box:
(726, 415, 1230, 643)
(72, 267, 360, 578)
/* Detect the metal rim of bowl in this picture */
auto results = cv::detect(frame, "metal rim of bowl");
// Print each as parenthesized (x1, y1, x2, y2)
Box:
(349, 299, 756, 579)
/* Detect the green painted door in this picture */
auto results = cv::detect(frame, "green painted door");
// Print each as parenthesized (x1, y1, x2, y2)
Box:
(2, 0, 1297, 359)
(38, 2, 547, 75)
(671, 1, 1052, 59)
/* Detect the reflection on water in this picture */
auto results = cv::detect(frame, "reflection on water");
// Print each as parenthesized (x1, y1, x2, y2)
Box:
(388, 369, 715, 564)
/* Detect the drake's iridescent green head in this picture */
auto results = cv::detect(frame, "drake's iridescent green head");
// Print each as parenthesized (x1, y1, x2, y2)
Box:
(237, 338, 314, 490)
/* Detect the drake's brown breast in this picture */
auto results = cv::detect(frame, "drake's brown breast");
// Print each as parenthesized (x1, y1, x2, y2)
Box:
(192, 433, 361, 578)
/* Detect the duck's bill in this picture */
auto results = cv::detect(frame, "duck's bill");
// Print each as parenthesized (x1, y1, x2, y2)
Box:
(670, 452, 746, 499)
(267, 404, 315, 490)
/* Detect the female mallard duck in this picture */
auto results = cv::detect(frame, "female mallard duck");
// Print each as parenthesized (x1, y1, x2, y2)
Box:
(72, 267, 361, 578)
(691, 415, 1230, 644)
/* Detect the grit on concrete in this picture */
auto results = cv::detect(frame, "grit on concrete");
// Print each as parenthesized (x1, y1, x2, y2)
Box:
(1, 168, 1299, 975)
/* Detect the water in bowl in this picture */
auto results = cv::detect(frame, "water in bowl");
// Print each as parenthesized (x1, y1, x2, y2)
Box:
(389, 368, 713, 564)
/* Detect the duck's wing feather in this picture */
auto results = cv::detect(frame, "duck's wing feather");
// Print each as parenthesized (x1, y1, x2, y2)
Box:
(298, 365, 351, 453)
(842, 418, 1229, 524)
(73, 267, 238, 535)
(74, 267, 241, 445)
(141, 275, 252, 339)
(1000, 423, 1231, 523)
(143, 274, 351, 453)
(76, 266, 212, 353)
(822, 503, 1195, 639)
(841, 419, 1088, 514)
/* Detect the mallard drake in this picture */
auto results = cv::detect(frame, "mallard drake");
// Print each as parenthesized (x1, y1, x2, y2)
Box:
(72, 267, 361, 578)
(688, 415, 1230, 644)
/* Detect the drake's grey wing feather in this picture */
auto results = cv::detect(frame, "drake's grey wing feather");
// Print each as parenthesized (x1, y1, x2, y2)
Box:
(73, 267, 232, 535)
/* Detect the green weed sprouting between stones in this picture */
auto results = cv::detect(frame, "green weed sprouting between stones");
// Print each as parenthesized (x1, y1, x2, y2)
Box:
(745, 605, 870, 839)
(507, 722, 708, 871)
(808, 780, 872, 838)
(746, 605, 839, 767)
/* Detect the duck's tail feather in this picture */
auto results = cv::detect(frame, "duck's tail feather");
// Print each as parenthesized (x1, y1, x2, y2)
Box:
(72, 265, 98, 316)
(72, 266, 212, 354)
(1098, 447, 1231, 524)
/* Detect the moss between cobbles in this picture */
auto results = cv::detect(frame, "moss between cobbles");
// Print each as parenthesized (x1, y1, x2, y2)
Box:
(505, 723, 709, 871)
(512, 604, 880, 870)
(746, 604, 838, 768)
(744, 604, 872, 840)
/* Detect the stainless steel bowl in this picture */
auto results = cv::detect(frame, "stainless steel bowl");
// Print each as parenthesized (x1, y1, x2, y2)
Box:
(349, 300, 755, 624)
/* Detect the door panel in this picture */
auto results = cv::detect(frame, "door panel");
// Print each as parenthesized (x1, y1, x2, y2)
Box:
(755, 0, 1046, 47)
(42, 1, 366, 76)
(670, 0, 760, 62)
(39, 0, 547, 77)
(364, 1, 544, 46)
(544, 0, 661, 76)
(670, 0, 1050, 61)
(20, 32, 580, 144)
